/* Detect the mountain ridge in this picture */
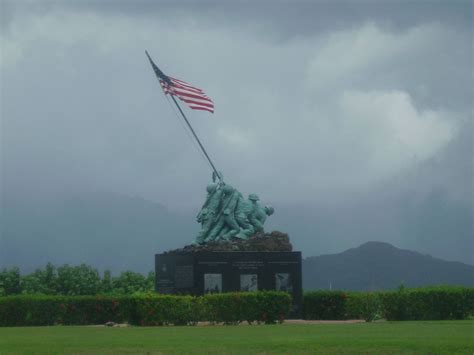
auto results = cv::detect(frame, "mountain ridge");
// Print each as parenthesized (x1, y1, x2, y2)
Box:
(303, 241, 474, 291)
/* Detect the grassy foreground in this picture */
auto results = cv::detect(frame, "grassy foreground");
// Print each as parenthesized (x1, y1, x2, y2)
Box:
(0, 320, 473, 354)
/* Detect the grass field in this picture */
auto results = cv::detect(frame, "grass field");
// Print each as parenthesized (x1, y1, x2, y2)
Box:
(0, 320, 473, 354)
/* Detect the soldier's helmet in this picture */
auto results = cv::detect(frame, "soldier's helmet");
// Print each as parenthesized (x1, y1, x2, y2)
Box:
(206, 183, 218, 193)
(248, 193, 259, 201)
(222, 184, 234, 194)
(265, 206, 275, 216)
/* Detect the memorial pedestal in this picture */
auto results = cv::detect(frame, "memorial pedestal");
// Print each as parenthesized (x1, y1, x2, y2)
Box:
(155, 251, 302, 317)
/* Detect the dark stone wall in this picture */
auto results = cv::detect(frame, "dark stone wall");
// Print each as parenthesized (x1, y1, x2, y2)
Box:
(155, 251, 302, 317)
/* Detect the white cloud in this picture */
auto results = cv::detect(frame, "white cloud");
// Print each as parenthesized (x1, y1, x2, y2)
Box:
(338, 89, 456, 179)
(306, 23, 457, 94)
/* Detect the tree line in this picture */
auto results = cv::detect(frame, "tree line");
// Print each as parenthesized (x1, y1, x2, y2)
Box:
(0, 263, 155, 296)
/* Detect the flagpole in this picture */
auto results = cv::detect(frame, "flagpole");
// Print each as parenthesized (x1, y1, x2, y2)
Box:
(145, 51, 223, 183)
(169, 95, 222, 182)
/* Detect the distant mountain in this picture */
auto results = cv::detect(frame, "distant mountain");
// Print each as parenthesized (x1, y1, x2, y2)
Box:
(303, 241, 474, 291)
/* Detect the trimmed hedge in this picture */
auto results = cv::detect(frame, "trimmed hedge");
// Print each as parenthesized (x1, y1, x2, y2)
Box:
(303, 291, 348, 320)
(379, 286, 474, 320)
(204, 291, 291, 325)
(0, 295, 134, 326)
(132, 294, 202, 326)
(303, 286, 474, 321)
(0, 291, 291, 327)
(345, 292, 381, 321)
(3, 287, 471, 325)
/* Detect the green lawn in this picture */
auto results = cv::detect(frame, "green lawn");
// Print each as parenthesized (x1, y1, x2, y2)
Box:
(0, 320, 473, 354)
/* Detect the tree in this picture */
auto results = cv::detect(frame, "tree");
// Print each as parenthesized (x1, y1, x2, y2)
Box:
(0, 267, 21, 295)
(21, 263, 58, 295)
(112, 271, 149, 294)
(101, 270, 113, 294)
(0, 262, 156, 296)
(56, 264, 101, 295)
(146, 271, 155, 292)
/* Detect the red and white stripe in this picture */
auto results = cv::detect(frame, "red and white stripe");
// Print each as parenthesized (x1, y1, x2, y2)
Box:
(160, 76, 214, 113)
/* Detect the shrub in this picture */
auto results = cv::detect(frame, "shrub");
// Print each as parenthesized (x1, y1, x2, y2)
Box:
(203, 293, 244, 325)
(59, 296, 133, 325)
(379, 286, 474, 321)
(0, 295, 134, 326)
(203, 291, 291, 325)
(0, 295, 66, 326)
(303, 291, 348, 320)
(21, 263, 58, 295)
(132, 294, 200, 326)
(253, 291, 292, 324)
(0, 291, 291, 327)
(56, 265, 102, 296)
(346, 292, 381, 322)
(111, 271, 150, 295)
(0, 267, 22, 296)
(303, 287, 473, 321)
(0, 263, 156, 296)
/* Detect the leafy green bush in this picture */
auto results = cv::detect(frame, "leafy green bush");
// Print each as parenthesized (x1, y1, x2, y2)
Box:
(203, 293, 244, 325)
(252, 291, 292, 324)
(303, 287, 474, 321)
(379, 286, 474, 320)
(0, 292, 291, 326)
(59, 296, 134, 325)
(203, 291, 291, 325)
(21, 263, 58, 295)
(132, 294, 200, 326)
(0, 263, 156, 296)
(56, 265, 102, 296)
(303, 291, 348, 320)
(0, 295, 133, 326)
(0, 267, 22, 296)
(111, 271, 149, 295)
(345, 292, 381, 322)
(0, 295, 61, 326)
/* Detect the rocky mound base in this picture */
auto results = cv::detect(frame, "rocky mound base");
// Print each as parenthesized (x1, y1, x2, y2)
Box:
(166, 231, 292, 254)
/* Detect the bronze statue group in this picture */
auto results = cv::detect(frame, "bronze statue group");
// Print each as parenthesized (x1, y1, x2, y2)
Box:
(195, 176, 274, 244)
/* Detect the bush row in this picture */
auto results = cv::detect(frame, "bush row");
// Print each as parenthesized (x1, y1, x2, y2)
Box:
(379, 286, 474, 320)
(0, 291, 291, 327)
(303, 286, 474, 321)
(2, 286, 471, 325)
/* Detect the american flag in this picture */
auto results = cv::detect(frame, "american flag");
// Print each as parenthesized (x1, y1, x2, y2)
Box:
(159, 76, 214, 113)
(146, 51, 214, 113)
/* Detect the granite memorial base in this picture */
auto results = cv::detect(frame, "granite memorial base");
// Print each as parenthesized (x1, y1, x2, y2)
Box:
(155, 251, 302, 317)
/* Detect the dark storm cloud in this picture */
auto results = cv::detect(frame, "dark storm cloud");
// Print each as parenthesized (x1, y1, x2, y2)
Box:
(3, 0, 471, 112)
(2, 0, 472, 35)
(66, 0, 474, 31)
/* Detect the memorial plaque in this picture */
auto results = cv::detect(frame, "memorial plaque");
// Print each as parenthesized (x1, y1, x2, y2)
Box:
(275, 273, 293, 293)
(232, 260, 264, 270)
(240, 274, 258, 291)
(156, 262, 174, 289)
(175, 265, 194, 288)
(204, 273, 222, 293)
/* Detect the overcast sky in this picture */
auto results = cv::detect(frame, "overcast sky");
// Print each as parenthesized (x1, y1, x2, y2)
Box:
(1, 0, 472, 264)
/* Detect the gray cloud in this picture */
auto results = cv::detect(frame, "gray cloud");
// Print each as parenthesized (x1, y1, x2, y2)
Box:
(1, 1, 472, 266)
(2, 1, 472, 38)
